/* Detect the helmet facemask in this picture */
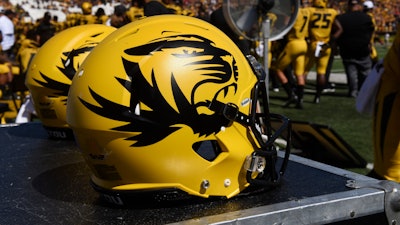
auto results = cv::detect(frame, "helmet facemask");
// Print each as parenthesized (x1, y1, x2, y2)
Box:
(209, 55, 292, 188)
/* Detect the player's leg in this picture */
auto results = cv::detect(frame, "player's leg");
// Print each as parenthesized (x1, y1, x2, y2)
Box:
(314, 48, 331, 103)
(342, 59, 358, 97)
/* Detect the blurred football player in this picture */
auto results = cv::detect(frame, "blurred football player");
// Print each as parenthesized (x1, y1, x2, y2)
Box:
(304, 0, 342, 103)
(272, 4, 312, 109)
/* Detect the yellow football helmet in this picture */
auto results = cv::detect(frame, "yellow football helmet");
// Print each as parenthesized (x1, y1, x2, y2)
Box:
(25, 24, 116, 139)
(67, 15, 291, 202)
(81, 1, 93, 15)
(313, 0, 328, 8)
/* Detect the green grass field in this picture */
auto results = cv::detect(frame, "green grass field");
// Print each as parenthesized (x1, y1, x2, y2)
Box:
(268, 43, 390, 175)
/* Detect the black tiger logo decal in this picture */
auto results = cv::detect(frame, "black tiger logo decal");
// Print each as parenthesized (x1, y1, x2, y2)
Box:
(33, 32, 106, 102)
(80, 34, 241, 147)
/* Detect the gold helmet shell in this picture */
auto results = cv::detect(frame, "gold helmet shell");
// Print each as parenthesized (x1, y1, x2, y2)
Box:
(67, 15, 291, 200)
(313, 0, 328, 8)
(81, 1, 93, 15)
(25, 24, 116, 139)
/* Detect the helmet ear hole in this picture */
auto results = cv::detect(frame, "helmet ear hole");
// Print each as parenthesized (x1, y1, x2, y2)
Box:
(192, 140, 222, 161)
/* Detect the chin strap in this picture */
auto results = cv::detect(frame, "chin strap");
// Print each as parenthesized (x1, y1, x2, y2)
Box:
(208, 99, 252, 127)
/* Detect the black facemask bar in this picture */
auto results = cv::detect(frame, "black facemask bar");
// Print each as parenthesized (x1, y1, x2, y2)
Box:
(246, 55, 292, 186)
(208, 55, 292, 188)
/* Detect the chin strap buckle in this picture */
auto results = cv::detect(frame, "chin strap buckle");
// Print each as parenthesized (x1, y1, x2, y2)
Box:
(222, 102, 239, 121)
(208, 100, 251, 126)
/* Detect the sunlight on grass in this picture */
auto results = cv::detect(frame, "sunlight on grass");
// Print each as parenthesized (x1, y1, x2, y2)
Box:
(268, 44, 390, 175)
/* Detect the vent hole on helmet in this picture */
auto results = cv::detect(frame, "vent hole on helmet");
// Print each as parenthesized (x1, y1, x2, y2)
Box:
(192, 140, 222, 162)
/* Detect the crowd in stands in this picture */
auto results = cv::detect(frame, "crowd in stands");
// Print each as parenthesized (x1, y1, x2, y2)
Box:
(0, 0, 397, 49)
(365, 0, 399, 33)
(326, 0, 400, 33)
(1, 0, 398, 30)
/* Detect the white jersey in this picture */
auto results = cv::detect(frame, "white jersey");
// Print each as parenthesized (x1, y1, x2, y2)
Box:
(0, 15, 15, 51)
